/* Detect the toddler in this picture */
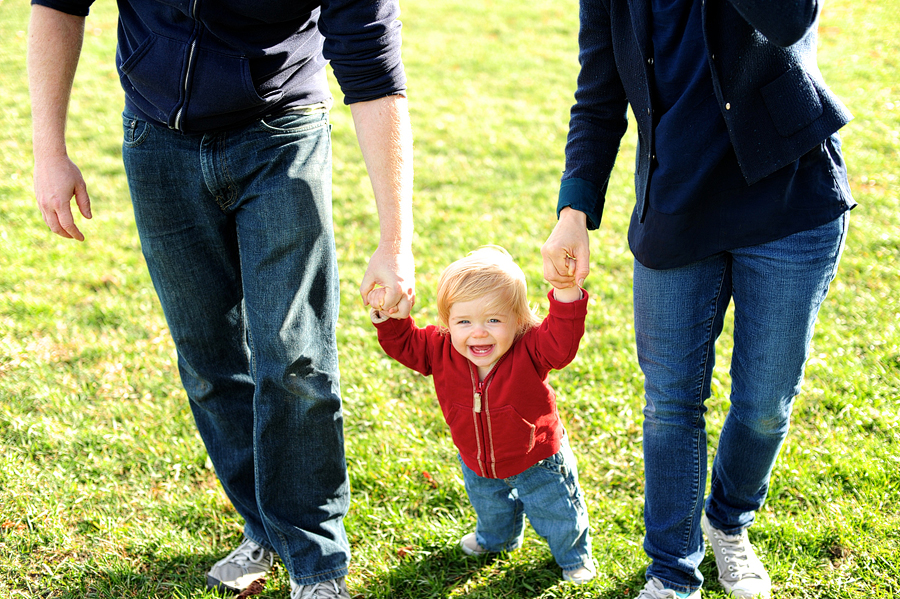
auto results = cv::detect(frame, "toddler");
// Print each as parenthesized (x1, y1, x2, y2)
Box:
(368, 246, 595, 584)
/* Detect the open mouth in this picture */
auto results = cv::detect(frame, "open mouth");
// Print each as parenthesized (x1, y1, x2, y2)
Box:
(469, 345, 494, 357)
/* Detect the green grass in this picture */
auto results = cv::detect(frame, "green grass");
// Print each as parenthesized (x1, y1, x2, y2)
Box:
(1, 0, 898, 597)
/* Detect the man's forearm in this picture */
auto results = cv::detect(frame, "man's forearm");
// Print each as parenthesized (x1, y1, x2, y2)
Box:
(28, 5, 92, 241)
(28, 5, 86, 161)
(349, 94, 414, 252)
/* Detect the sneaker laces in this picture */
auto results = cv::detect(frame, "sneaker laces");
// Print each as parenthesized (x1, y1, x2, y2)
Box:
(636, 578, 679, 599)
(709, 528, 763, 581)
(221, 538, 269, 569)
(290, 578, 346, 599)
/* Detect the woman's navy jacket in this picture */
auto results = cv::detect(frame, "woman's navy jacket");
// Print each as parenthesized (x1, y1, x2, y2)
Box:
(559, 0, 853, 229)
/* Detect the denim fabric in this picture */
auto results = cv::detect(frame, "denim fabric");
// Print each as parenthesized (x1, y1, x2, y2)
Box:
(633, 213, 849, 592)
(459, 435, 594, 572)
(122, 108, 349, 584)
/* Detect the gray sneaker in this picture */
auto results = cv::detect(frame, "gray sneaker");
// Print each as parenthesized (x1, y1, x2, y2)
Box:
(701, 513, 772, 599)
(636, 578, 701, 599)
(290, 577, 350, 599)
(206, 537, 275, 594)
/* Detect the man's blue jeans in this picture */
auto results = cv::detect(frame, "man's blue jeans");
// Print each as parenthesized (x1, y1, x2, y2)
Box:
(122, 108, 349, 585)
(634, 213, 849, 593)
(459, 435, 594, 572)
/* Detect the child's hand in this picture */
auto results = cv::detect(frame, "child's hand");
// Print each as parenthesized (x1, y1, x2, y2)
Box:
(370, 307, 390, 323)
(367, 286, 406, 322)
(550, 254, 584, 303)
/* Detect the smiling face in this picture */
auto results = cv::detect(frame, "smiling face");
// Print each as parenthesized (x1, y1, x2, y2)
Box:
(447, 297, 519, 378)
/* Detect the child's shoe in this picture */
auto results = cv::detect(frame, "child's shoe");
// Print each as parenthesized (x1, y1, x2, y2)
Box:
(636, 578, 701, 598)
(459, 532, 490, 556)
(562, 563, 596, 584)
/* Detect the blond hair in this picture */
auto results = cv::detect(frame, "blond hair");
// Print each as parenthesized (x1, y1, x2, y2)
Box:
(436, 246, 540, 335)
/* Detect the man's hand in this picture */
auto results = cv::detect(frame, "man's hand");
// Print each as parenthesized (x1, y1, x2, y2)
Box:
(360, 246, 416, 320)
(34, 154, 91, 241)
(29, 5, 90, 241)
(541, 207, 590, 290)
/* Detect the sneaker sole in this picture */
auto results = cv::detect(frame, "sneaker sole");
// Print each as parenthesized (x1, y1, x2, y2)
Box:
(206, 575, 246, 595)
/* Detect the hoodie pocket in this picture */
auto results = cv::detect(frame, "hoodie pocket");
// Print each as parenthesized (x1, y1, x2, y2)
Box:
(184, 45, 273, 120)
(484, 405, 536, 463)
(119, 34, 189, 121)
(119, 33, 274, 127)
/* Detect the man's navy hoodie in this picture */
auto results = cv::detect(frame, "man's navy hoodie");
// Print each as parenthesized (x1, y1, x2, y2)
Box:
(33, 0, 407, 133)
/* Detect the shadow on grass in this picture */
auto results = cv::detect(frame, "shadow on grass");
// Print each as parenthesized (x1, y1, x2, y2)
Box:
(356, 544, 651, 599)
(357, 546, 554, 598)
(36, 551, 285, 599)
(30, 545, 710, 599)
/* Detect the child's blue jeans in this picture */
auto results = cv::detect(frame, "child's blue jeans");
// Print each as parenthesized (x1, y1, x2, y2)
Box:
(459, 434, 594, 572)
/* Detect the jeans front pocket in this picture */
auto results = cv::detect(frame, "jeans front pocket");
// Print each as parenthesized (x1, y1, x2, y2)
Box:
(122, 110, 151, 148)
(259, 111, 329, 135)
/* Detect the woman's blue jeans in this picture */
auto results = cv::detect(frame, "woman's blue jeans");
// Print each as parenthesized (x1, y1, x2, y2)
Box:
(122, 108, 349, 585)
(459, 435, 594, 572)
(634, 213, 848, 592)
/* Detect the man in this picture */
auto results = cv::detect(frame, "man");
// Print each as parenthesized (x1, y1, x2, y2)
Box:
(542, 1, 853, 598)
(28, 1, 415, 597)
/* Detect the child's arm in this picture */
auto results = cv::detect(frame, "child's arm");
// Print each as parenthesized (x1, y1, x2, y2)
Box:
(552, 285, 583, 303)
(523, 286, 589, 371)
(371, 304, 435, 377)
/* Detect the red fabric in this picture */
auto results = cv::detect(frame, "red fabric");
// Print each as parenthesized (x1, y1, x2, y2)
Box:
(375, 291, 588, 478)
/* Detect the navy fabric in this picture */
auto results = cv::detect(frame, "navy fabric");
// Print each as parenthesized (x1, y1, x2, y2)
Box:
(33, 0, 407, 133)
(558, 0, 855, 270)
(648, 0, 736, 218)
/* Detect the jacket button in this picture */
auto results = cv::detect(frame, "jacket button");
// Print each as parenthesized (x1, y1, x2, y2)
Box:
(648, 57, 654, 65)
(725, 102, 731, 110)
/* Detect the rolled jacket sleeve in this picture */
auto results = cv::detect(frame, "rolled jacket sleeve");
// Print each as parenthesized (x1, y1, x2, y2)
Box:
(318, 0, 407, 104)
(31, 0, 93, 17)
(558, 177, 605, 230)
(560, 0, 629, 230)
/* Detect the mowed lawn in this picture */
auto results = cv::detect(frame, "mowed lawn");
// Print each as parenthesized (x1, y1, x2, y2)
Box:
(0, 0, 897, 597)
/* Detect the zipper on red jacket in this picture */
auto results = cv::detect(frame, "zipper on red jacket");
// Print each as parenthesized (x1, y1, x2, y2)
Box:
(468, 365, 485, 475)
(468, 357, 505, 477)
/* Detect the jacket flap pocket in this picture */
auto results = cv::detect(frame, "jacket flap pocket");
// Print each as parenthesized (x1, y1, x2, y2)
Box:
(761, 67, 823, 137)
